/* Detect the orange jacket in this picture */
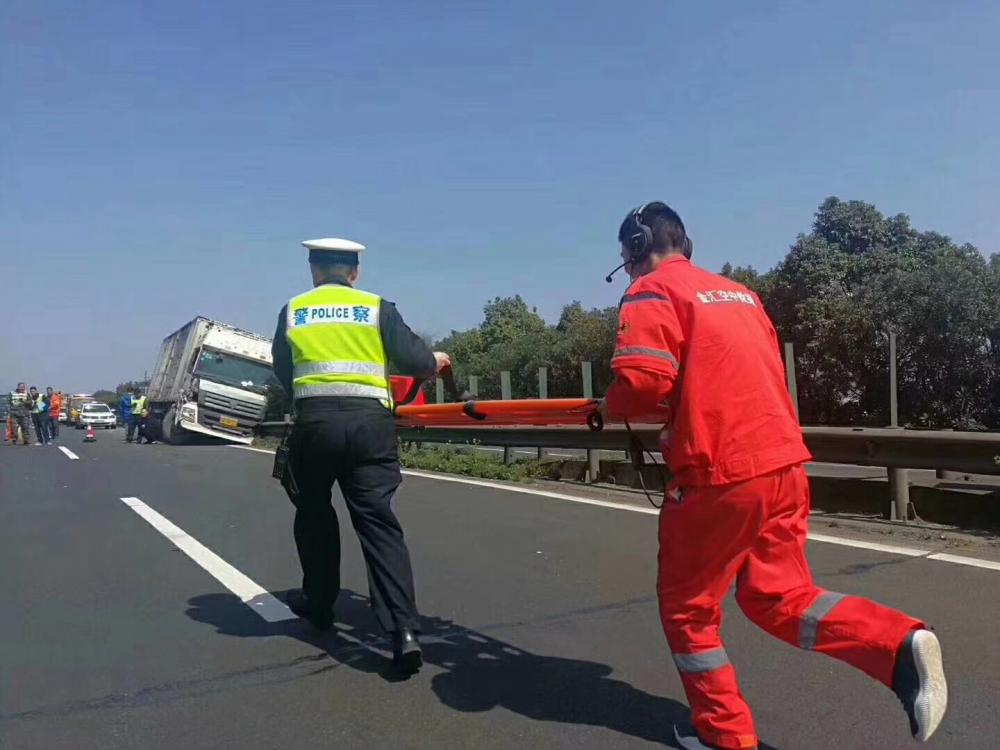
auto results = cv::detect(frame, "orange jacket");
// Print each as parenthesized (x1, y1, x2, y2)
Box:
(605, 255, 810, 487)
(49, 393, 63, 417)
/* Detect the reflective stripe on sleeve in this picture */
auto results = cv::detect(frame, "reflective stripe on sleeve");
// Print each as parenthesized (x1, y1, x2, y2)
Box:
(612, 346, 679, 367)
(798, 591, 845, 650)
(620, 292, 671, 305)
(672, 647, 730, 673)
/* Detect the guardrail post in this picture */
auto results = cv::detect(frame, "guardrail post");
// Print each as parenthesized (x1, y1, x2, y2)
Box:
(888, 468, 910, 522)
(889, 330, 899, 428)
(537, 367, 548, 460)
(501, 371, 514, 465)
(436, 379, 445, 404)
(885, 331, 911, 521)
(582, 362, 599, 482)
(784, 342, 799, 420)
(468, 375, 479, 398)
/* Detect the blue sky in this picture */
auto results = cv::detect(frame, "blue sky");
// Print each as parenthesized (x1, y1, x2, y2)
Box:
(2, 1, 998, 392)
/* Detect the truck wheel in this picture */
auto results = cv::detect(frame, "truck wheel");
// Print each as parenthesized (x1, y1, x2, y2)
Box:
(162, 407, 189, 445)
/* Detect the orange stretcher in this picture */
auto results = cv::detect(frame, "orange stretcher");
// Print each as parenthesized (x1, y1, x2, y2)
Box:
(395, 397, 604, 429)
(391, 369, 607, 429)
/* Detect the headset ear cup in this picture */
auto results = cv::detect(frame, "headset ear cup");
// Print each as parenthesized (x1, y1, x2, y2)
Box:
(641, 225, 653, 256)
(684, 236, 693, 259)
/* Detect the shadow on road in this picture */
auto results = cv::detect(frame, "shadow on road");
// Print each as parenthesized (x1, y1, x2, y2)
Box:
(186, 588, 780, 749)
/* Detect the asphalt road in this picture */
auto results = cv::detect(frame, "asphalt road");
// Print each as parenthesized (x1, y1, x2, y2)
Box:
(2, 433, 999, 749)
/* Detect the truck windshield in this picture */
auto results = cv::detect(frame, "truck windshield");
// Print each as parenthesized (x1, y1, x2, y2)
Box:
(194, 349, 277, 392)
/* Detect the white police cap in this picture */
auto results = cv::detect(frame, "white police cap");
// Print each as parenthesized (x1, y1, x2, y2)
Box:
(302, 238, 366, 253)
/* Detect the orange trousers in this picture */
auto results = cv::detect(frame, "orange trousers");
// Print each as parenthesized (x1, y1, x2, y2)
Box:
(657, 464, 922, 749)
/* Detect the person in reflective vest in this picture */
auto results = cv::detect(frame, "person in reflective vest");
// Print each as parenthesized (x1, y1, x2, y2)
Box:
(127, 390, 147, 443)
(8, 383, 31, 445)
(29, 386, 50, 445)
(601, 202, 947, 749)
(271, 237, 448, 674)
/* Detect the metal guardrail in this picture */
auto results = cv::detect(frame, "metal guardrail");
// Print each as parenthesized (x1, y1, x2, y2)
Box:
(258, 421, 1000, 476)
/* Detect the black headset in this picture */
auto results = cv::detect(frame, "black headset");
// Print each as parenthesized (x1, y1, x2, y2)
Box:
(606, 202, 693, 283)
(625, 202, 693, 261)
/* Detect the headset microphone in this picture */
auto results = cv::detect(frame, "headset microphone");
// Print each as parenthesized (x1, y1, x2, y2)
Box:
(605, 261, 628, 283)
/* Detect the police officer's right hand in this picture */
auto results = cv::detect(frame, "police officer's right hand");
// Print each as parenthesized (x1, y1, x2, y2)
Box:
(433, 352, 451, 373)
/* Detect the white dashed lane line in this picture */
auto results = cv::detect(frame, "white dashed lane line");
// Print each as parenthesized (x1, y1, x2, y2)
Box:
(120, 496, 295, 622)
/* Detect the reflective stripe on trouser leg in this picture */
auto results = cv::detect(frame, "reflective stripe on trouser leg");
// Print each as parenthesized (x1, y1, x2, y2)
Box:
(673, 647, 730, 674)
(798, 590, 845, 650)
(670, 646, 757, 750)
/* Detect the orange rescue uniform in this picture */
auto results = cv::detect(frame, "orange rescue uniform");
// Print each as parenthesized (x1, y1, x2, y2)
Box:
(605, 255, 922, 749)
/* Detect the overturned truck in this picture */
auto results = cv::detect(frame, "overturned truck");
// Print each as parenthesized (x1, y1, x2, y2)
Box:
(147, 317, 276, 445)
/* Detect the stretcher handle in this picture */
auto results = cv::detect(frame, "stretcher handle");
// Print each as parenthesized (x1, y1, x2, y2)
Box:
(395, 364, 470, 407)
(440, 365, 472, 402)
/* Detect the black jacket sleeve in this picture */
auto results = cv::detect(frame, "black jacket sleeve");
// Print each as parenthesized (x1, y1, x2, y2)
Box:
(380, 300, 436, 378)
(271, 305, 294, 396)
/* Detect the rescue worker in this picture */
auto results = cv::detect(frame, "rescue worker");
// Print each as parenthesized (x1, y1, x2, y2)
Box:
(127, 389, 147, 443)
(7, 383, 31, 445)
(271, 237, 448, 674)
(601, 203, 947, 749)
(48, 389, 63, 442)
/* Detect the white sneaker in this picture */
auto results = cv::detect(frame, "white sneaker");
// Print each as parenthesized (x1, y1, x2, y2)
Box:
(893, 629, 948, 742)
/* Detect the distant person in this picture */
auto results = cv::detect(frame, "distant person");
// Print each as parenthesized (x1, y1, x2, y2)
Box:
(46, 387, 61, 442)
(120, 391, 134, 441)
(126, 389, 147, 443)
(137, 409, 160, 444)
(29, 386, 50, 445)
(7, 383, 31, 445)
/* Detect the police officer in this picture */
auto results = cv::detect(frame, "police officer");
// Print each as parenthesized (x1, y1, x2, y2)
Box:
(271, 237, 447, 673)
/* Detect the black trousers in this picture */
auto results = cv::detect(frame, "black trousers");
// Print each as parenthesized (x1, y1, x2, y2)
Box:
(289, 397, 418, 633)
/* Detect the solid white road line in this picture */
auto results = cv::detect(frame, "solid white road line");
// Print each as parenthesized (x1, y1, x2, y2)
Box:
(120, 496, 295, 622)
(230, 445, 1000, 573)
(400, 468, 661, 515)
(924, 552, 1000, 572)
(58, 447, 80, 460)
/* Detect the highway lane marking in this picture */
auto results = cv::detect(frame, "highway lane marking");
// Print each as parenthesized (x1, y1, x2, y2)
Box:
(58, 447, 80, 460)
(401, 468, 661, 515)
(119, 496, 295, 623)
(231, 446, 1000, 573)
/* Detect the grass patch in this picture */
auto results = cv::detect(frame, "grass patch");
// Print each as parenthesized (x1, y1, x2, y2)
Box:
(400, 445, 559, 482)
(250, 436, 562, 483)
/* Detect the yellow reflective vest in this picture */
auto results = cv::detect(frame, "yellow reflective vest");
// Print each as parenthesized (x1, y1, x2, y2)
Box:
(285, 284, 391, 407)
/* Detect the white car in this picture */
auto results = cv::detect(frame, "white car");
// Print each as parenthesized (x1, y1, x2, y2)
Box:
(77, 403, 117, 430)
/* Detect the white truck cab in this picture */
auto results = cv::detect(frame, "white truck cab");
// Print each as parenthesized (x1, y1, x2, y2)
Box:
(146, 317, 276, 445)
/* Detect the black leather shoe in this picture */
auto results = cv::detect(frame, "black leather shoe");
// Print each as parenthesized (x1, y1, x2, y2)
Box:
(286, 590, 334, 631)
(392, 627, 422, 674)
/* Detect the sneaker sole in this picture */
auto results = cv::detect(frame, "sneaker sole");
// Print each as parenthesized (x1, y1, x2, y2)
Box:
(912, 630, 947, 742)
